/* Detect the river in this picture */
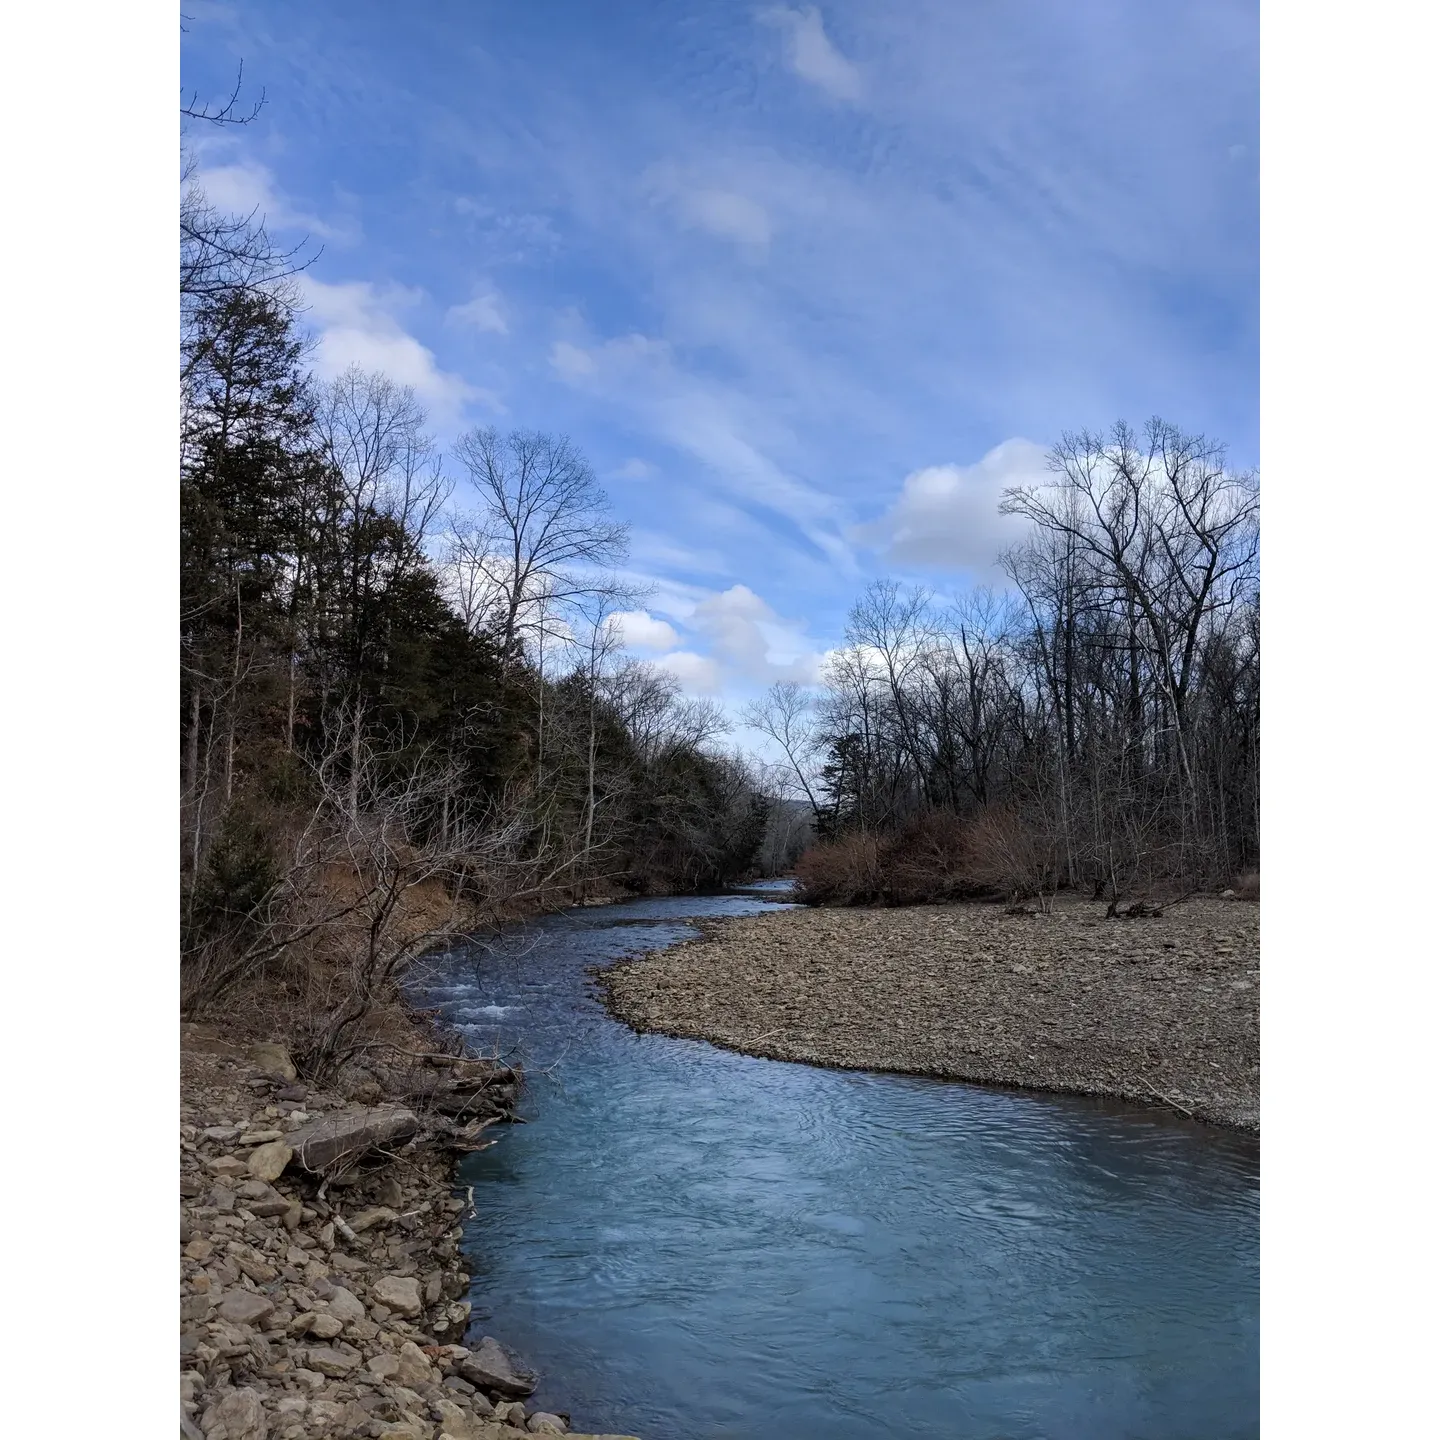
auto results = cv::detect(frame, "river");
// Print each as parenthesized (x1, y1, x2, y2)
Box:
(418, 884, 1258, 1440)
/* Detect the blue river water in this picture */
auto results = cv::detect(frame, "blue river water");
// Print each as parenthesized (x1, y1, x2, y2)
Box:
(418, 885, 1258, 1440)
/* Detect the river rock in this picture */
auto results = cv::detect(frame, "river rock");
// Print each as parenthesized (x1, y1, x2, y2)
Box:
(201, 1386, 268, 1440)
(373, 1274, 422, 1317)
(349, 1205, 398, 1233)
(286, 1107, 420, 1172)
(304, 1345, 360, 1377)
(326, 1285, 367, 1324)
(216, 1291, 275, 1327)
(238, 1128, 285, 1145)
(456, 1336, 538, 1397)
(247, 1140, 293, 1182)
(527, 1415, 568, 1435)
(307, 1312, 344, 1340)
(366, 1353, 401, 1380)
(250, 1042, 298, 1082)
(393, 1339, 434, 1387)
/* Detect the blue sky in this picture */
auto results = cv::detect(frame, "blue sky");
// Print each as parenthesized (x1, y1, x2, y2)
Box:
(181, 0, 1258, 712)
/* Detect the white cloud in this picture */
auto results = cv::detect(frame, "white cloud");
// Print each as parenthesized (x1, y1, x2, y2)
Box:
(643, 164, 772, 256)
(681, 188, 772, 250)
(857, 438, 1048, 573)
(608, 457, 657, 481)
(656, 650, 722, 695)
(550, 339, 598, 379)
(690, 584, 824, 685)
(193, 159, 357, 243)
(548, 327, 854, 570)
(612, 609, 681, 652)
(761, 7, 864, 103)
(298, 276, 490, 425)
(446, 288, 507, 335)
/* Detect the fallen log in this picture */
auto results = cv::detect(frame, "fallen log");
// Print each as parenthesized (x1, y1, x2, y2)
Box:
(285, 1107, 420, 1173)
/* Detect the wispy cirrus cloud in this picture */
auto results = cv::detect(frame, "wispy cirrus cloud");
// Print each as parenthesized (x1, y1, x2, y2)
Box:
(182, 0, 1257, 718)
(548, 329, 855, 573)
(759, 6, 865, 103)
(192, 157, 360, 244)
(445, 288, 508, 335)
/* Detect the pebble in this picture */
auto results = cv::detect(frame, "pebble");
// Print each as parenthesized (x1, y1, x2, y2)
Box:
(179, 1031, 624, 1440)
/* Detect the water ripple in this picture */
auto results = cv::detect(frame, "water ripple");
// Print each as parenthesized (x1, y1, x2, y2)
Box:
(420, 888, 1258, 1440)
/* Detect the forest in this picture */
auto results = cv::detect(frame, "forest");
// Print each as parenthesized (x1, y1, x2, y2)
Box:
(180, 140, 1258, 1069)
(751, 420, 1260, 906)
(180, 159, 769, 1070)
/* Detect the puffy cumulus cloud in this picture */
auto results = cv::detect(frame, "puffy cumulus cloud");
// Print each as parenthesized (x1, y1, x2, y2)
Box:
(857, 439, 1050, 574)
(446, 288, 507, 335)
(299, 277, 491, 426)
(192, 158, 357, 243)
(689, 584, 824, 685)
(612, 609, 681, 652)
(760, 7, 864, 103)
(655, 650, 722, 695)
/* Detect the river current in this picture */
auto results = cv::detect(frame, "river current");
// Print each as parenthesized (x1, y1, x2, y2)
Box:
(418, 884, 1258, 1440)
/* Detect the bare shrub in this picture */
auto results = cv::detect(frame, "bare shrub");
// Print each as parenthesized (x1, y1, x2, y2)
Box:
(795, 831, 883, 905)
(882, 811, 989, 904)
(1231, 869, 1260, 901)
(796, 806, 1062, 908)
(964, 807, 1060, 904)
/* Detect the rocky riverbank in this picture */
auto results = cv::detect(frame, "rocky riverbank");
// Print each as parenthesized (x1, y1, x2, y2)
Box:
(602, 896, 1259, 1131)
(180, 1022, 641, 1440)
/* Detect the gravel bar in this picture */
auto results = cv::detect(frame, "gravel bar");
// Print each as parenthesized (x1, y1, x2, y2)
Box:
(601, 897, 1259, 1131)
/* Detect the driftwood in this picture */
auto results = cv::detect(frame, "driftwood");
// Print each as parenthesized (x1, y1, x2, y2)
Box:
(389, 1064, 519, 1120)
(1105, 899, 1165, 919)
(286, 1107, 421, 1173)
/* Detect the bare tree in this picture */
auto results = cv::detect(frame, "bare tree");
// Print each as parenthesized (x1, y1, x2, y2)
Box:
(744, 681, 824, 820)
(450, 428, 629, 657)
(311, 369, 452, 815)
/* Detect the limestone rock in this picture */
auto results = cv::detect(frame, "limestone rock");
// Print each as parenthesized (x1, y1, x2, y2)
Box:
(249, 1042, 298, 1082)
(325, 1286, 367, 1325)
(215, 1291, 274, 1327)
(200, 1387, 267, 1440)
(349, 1205, 398, 1233)
(247, 1140, 293, 1183)
(394, 1339, 434, 1387)
(304, 1345, 360, 1377)
(527, 1416, 568, 1435)
(366, 1353, 401, 1381)
(433, 1401, 504, 1440)
(456, 1336, 538, 1397)
(372, 1274, 423, 1318)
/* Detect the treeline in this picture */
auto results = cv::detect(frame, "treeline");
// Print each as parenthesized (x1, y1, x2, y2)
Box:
(752, 419, 1259, 905)
(180, 169, 766, 1064)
